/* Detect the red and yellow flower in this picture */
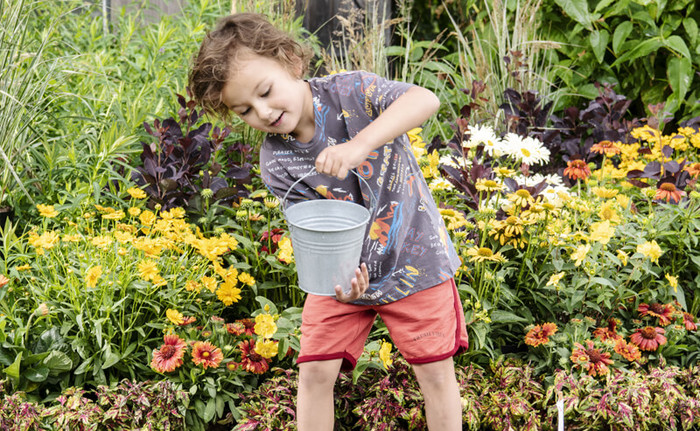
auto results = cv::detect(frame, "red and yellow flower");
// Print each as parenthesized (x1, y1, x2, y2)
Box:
(614, 338, 641, 362)
(524, 322, 558, 347)
(683, 312, 697, 331)
(629, 326, 667, 351)
(570, 340, 614, 376)
(151, 334, 187, 373)
(191, 341, 223, 369)
(593, 318, 623, 343)
(654, 182, 684, 204)
(563, 159, 591, 181)
(638, 302, 675, 326)
(238, 339, 271, 374)
(590, 140, 621, 156)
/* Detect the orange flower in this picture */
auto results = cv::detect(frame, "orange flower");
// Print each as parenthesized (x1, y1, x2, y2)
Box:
(593, 318, 623, 342)
(151, 334, 187, 373)
(0, 274, 9, 288)
(563, 159, 591, 181)
(654, 182, 684, 203)
(683, 312, 697, 331)
(238, 339, 270, 374)
(590, 140, 621, 156)
(614, 339, 641, 362)
(226, 322, 246, 335)
(638, 302, 675, 326)
(629, 326, 667, 351)
(191, 341, 223, 369)
(683, 162, 700, 178)
(179, 316, 197, 326)
(524, 322, 558, 347)
(570, 340, 614, 376)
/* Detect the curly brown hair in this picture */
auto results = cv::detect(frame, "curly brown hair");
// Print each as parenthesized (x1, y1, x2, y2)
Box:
(188, 13, 312, 121)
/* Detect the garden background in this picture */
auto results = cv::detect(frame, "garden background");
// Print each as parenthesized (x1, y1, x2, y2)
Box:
(1, 0, 700, 429)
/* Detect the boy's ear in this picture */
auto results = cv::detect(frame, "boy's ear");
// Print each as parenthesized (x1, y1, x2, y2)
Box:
(292, 56, 304, 78)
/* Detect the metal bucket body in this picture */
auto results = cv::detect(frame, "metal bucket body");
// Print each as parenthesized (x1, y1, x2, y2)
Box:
(286, 199, 369, 296)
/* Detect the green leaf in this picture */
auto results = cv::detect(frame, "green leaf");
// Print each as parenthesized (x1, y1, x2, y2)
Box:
(490, 310, 527, 324)
(593, 0, 616, 13)
(555, 0, 594, 29)
(102, 350, 120, 369)
(74, 357, 92, 375)
(3, 352, 21, 379)
(612, 38, 662, 67)
(683, 18, 698, 45)
(0, 346, 13, 367)
(25, 366, 49, 382)
(664, 35, 692, 59)
(203, 398, 216, 422)
(590, 29, 610, 63)
(612, 21, 634, 54)
(43, 351, 73, 375)
(667, 57, 692, 100)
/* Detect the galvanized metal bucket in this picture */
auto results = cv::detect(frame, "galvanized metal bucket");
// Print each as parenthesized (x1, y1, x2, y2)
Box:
(282, 169, 375, 296)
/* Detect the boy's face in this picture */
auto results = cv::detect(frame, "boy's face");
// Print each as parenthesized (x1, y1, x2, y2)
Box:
(221, 52, 313, 140)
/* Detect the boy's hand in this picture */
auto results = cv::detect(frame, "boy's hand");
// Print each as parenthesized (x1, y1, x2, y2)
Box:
(334, 263, 369, 303)
(315, 141, 371, 180)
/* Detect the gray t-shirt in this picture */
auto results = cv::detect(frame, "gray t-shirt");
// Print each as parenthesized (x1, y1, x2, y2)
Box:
(260, 71, 460, 305)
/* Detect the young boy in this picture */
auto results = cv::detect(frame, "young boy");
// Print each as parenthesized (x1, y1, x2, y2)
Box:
(189, 13, 469, 430)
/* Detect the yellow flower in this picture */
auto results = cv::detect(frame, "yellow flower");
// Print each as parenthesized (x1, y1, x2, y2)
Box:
(138, 259, 159, 281)
(465, 246, 507, 263)
(62, 234, 82, 242)
(216, 284, 242, 306)
(128, 207, 141, 217)
(139, 210, 156, 226)
(254, 314, 277, 338)
(494, 167, 516, 178)
(617, 249, 629, 266)
(85, 265, 103, 288)
(598, 201, 621, 224)
(30, 231, 60, 251)
(102, 210, 125, 220)
(15, 264, 32, 271)
(507, 189, 533, 208)
(591, 187, 619, 199)
(475, 178, 505, 192)
(546, 272, 565, 287)
(166, 309, 184, 325)
(637, 240, 663, 263)
(91, 235, 113, 250)
(37, 204, 59, 218)
(665, 274, 678, 292)
(127, 187, 147, 199)
(571, 244, 591, 267)
(202, 276, 218, 293)
(185, 280, 201, 292)
(278, 237, 294, 264)
(238, 272, 256, 286)
(589, 220, 615, 245)
(254, 339, 279, 359)
(379, 341, 393, 369)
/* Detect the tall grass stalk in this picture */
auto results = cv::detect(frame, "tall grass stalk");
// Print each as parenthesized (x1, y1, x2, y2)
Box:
(0, 0, 65, 208)
(443, 0, 561, 127)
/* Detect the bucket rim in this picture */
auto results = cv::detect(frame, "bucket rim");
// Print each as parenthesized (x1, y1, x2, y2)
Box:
(286, 199, 370, 233)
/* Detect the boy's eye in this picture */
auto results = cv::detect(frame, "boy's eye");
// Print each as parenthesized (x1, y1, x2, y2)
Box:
(261, 88, 270, 97)
(240, 108, 250, 116)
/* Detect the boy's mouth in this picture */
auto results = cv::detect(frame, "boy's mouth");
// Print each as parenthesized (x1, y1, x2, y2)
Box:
(270, 113, 283, 127)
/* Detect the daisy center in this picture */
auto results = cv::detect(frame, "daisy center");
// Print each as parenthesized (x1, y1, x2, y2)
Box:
(585, 348, 603, 363)
(659, 183, 677, 192)
(202, 351, 210, 358)
(161, 345, 176, 359)
(477, 247, 493, 257)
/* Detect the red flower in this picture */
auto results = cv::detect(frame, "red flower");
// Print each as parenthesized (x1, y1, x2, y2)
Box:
(236, 318, 256, 336)
(683, 312, 697, 331)
(151, 334, 187, 373)
(654, 182, 684, 204)
(570, 340, 614, 376)
(630, 326, 667, 351)
(191, 341, 223, 369)
(238, 339, 270, 374)
(614, 339, 641, 362)
(638, 302, 675, 326)
(563, 159, 591, 181)
(226, 322, 246, 335)
(178, 316, 196, 326)
(590, 140, 621, 156)
(260, 228, 285, 253)
(593, 318, 623, 343)
(524, 322, 557, 347)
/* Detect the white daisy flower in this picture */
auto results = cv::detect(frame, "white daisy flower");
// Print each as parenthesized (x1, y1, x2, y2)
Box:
(503, 133, 544, 165)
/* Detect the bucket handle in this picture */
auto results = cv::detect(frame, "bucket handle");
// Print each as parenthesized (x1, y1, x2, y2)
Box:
(281, 167, 377, 214)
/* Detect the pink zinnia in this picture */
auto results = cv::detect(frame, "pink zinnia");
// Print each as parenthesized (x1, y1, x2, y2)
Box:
(151, 334, 187, 373)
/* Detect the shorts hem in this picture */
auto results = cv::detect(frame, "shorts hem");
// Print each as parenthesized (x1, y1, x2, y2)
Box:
(297, 352, 357, 371)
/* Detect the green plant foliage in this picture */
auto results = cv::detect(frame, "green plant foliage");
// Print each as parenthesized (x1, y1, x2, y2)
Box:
(541, 0, 700, 123)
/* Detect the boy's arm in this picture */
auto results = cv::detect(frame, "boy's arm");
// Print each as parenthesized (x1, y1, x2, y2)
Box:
(315, 85, 440, 180)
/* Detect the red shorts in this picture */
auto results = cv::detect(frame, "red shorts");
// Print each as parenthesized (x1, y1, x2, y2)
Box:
(297, 278, 469, 370)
